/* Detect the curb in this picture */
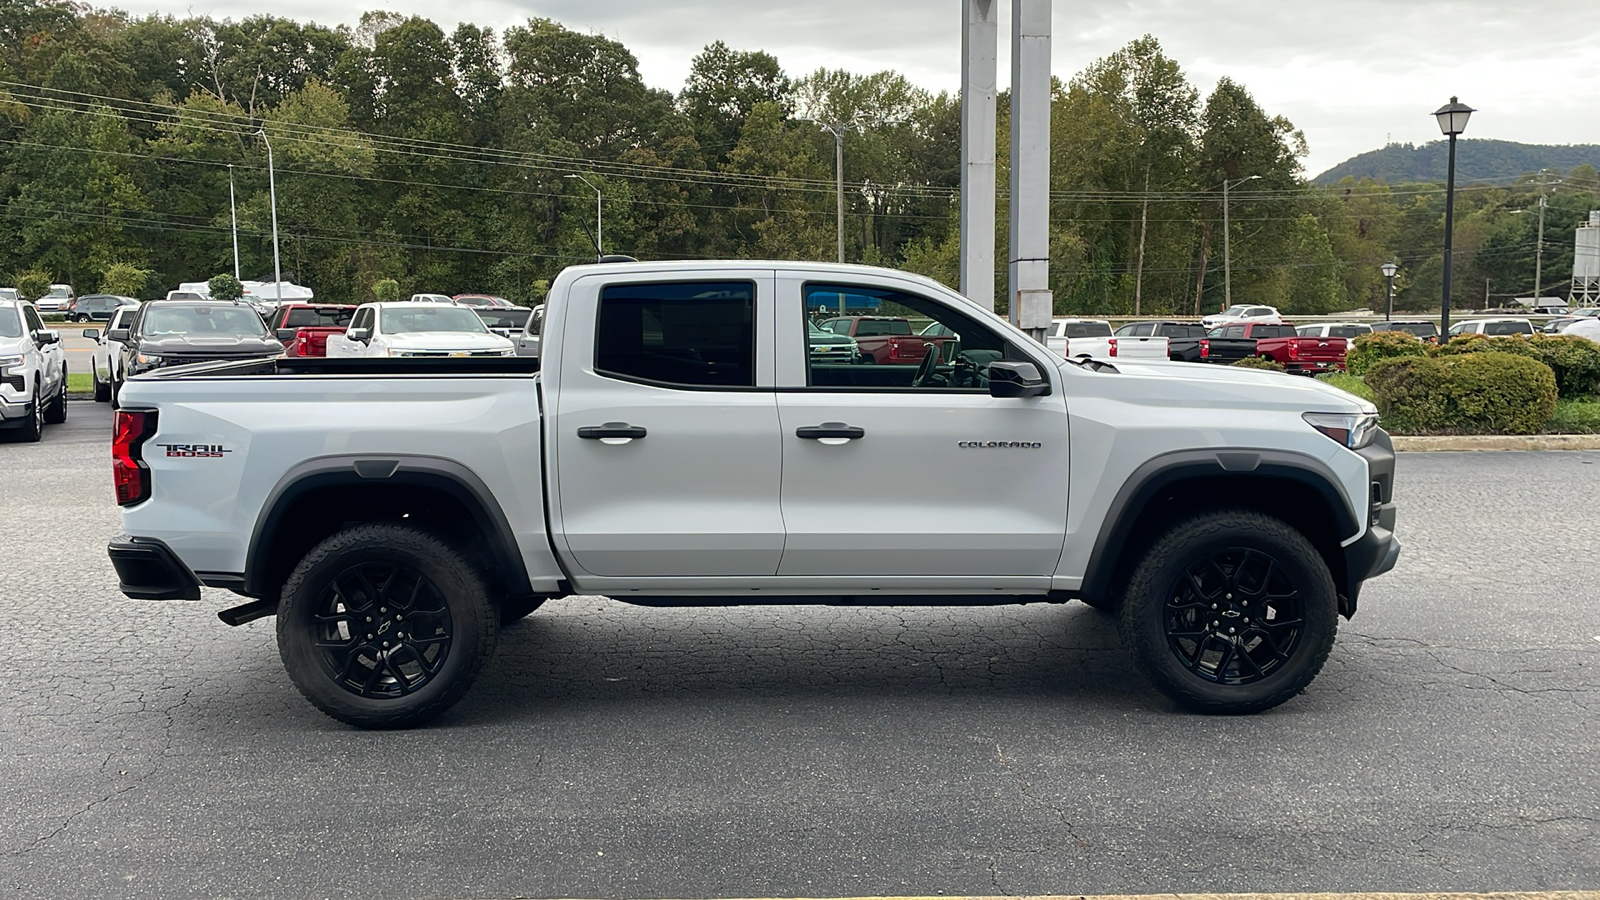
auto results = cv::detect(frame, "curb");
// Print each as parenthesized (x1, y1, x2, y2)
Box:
(1392, 435, 1600, 452)
(667, 894, 1600, 900)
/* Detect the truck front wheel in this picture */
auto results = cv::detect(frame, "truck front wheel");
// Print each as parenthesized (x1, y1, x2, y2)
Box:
(1118, 510, 1337, 714)
(276, 524, 498, 729)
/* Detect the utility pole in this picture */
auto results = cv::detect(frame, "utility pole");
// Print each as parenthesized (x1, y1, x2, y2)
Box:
(228, 164, 240, 280)
(257, 130, 282, 306)
(1222, 175, 1260, 310)
(1535, 194, 1547, 301)
(832, 128, 845, 263)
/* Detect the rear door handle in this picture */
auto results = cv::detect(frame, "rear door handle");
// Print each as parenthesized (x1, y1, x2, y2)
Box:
(796, 423, 865, 445)
(578, 422, 647, 444)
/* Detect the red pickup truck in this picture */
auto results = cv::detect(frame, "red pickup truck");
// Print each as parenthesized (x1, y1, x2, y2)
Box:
(816, 316, 953, 365)
(267, 304, 357, 358)
(1201, 323, 1347, 374)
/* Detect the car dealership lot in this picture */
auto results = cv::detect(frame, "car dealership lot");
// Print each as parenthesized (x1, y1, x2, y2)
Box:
(1, 401, 1596, 899)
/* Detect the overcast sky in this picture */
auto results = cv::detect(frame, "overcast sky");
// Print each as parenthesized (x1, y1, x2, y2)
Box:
(111, 0, 1600, 177)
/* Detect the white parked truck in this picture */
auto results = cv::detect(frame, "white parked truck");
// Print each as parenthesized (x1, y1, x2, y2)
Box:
(108, 261, 1399, 728)
(1045, 318, 1168, 361)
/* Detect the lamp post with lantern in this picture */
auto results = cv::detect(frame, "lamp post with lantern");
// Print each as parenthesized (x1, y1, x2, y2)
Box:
(1432, 96, 1474, 337)
(1381, 262, 1399, 322)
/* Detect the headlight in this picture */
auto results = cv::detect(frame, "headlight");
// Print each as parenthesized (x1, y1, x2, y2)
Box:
(498, 349, 515, 357)
(0, 354, 22, 370)
(1303, 411, 1380, 450)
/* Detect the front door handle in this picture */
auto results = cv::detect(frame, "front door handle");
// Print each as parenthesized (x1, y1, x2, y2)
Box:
(578, 422, 647, 445)
(796, 423, 865, 445)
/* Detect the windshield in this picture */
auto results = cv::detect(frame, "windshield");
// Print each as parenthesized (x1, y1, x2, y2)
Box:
(1222, 305, 1251, 316)
(284, 307, 355, 328)
(475, 309, 530, 330)
(381, 306, 490, 335)
(142, 305, 268, 337)
(0, 307, 21, 338)
(44, 286, 71, 299)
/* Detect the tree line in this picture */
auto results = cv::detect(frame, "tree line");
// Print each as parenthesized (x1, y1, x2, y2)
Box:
(2, 0, 1596, 315)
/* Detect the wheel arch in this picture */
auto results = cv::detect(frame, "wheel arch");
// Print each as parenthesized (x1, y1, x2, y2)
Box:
(1079, 449, 1359, 617)
(243, 456, 533, 604)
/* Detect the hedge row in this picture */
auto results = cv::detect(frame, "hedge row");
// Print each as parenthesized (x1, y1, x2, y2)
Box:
(1230, 356, 1287, 372)
(1348, 331, 1600, 399)
(1364, 352, 1558, 435)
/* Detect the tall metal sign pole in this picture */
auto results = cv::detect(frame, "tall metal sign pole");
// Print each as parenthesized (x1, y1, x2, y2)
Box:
(959, 0, 997, 311)
(1008, 0, 1052, 343)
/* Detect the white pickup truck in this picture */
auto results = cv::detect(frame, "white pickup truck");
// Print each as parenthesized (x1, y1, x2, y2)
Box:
(107, 260, 1399, 729)
(1046, 318, 1168, 361)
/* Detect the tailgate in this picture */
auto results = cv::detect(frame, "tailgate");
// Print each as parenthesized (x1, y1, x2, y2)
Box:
(1291, 337, 1347, 360)
(1114, 336, 1169, 359)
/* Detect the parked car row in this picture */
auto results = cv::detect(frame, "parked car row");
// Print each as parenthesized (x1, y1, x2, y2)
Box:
(0, 297, 68, 441)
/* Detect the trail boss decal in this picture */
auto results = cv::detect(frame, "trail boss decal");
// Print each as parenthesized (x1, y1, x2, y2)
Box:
(958, 441, 1043, 449)
(157, 443, 232, 458)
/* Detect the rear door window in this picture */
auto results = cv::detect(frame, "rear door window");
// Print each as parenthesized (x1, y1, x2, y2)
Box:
(595, 281, 755, 388)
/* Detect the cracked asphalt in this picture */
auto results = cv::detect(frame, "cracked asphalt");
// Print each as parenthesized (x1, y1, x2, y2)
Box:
(1, 402, 1596, 899)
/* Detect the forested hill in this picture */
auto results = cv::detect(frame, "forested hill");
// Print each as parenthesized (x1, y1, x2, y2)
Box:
(1315, 140, 1600, 185)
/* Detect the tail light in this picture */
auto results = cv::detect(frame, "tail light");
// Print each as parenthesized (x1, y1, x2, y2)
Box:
(1107, 338, 1118, 357)
(296, 330, 310, 356)
(113, 409, 157, 506)
(1200, 339, 1210, 359)
(1288, 341, 1300, 360)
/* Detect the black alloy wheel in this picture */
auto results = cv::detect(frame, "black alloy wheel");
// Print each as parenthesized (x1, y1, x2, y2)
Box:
(43, 366, 66, 424)
(277, 524, 497, 729)
(18, 386, 43, 442)
(1119, 510, 1337, 714)
(1162, 547, 1304, 686)
(310, 561, 454, 700)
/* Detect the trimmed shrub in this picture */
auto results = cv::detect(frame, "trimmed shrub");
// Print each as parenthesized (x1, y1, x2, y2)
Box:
(1365, 356, 1451, 433)
(208, 273, 244, 301)
(1526, 334, 1600, 398)
(1232, 356, 1286, 372)
(372, 278, 400, 302)
(1365, 352, 1556, 435)
(1444, 352, 1556, 435)
(15, 269, 52, 301)
(1347, 330, 1426, 375)
(1432, 333, 1600, 398)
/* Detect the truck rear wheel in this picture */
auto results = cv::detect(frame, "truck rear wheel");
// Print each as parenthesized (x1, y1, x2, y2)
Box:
(1118, 510, 1337, 714)
(276, 524, 498, 729)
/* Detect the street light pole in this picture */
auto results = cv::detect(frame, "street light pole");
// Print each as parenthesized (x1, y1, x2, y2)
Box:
(1535, 194, 1547, 301)
(564, 174, 602, 262)
(1222, 175, 1260, 310)
(1381, 262, 1399, 321)
(256, 130, 282, 306)
(832, 127, 845, 264)
(228, 164, 240, 280)
(1433, 97, 1474, 338)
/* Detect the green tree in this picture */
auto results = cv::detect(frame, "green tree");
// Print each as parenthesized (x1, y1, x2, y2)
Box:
(208, 272, 242, 300)
(372, 278, 399, 301)
(99, 262, 152, 296)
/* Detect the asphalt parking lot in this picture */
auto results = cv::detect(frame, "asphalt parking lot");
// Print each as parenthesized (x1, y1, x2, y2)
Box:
(1, 401, 1596, 900)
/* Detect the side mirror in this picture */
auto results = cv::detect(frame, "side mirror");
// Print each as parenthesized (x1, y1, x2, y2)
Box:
(346, 327, 371, 343)
(989, 360, 1049, 398)
(35, 330, 60, 345)
(275, 328, 299, 343)
(82, 328, 100, 341)
(107, 327, 130, 343)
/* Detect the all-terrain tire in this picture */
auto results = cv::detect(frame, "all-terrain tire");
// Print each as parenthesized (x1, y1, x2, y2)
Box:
(1118, 509, 1337, 714)
(93, 371, 111, 402)
(277, 524, 498, 729)
(17, 387, 42, 442)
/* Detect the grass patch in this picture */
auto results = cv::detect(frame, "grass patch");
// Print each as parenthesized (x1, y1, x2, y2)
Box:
(1546, 398, 1600, 434)
(1318, 372, 1375, 403)
(67, 373, 94, 392)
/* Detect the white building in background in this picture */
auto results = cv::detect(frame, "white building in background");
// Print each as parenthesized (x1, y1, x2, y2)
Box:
(1575, 211, 1600, 305)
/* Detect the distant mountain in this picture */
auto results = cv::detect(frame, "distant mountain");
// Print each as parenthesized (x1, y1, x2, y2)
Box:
(1314, 139, 1600, 186)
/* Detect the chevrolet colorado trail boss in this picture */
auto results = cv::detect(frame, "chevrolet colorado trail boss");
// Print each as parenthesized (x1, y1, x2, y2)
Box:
(107, 261, 1399, 729)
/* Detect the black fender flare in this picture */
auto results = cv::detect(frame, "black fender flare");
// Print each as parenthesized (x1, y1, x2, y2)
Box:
(1078, 448, 1359, 605)
(242, 455, 532, 600)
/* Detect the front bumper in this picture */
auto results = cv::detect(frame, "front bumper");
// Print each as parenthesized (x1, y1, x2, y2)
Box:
(1340, 430, 1400, 616)
(0, 394, 33, 426)
(107, 535, 202, 600)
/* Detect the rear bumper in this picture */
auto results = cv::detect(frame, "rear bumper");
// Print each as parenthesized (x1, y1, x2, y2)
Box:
(107, 535, 202, 600)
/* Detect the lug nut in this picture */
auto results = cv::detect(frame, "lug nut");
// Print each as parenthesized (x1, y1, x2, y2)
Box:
(1228, 628, 1236, 635)
(1211, 603, 1218, 610)
(1226, 593, 1233, 600)
(366, 617, 372, 622)
(366, 634, 374, 640)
